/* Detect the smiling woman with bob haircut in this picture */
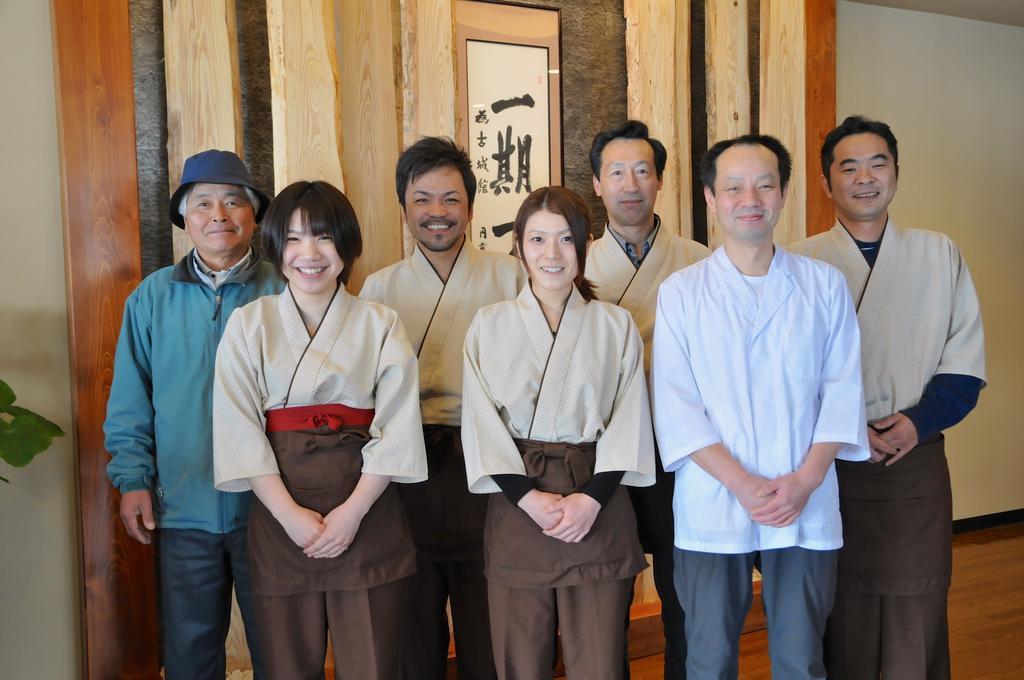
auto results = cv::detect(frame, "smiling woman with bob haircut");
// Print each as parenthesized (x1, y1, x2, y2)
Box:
(211, 180, 428, 679)
(461, 185, 656, 679)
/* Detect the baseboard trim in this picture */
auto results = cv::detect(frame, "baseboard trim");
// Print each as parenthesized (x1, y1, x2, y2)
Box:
(953, 509, 1024, 534)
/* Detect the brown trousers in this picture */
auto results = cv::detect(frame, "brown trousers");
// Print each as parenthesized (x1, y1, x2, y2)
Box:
(826, 590, 949, 680)
(252, 578, 407, 680)
(488, 577, 633, 680)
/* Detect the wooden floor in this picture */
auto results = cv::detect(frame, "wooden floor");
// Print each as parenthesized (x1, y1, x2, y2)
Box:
(600, 523, 1024, 679)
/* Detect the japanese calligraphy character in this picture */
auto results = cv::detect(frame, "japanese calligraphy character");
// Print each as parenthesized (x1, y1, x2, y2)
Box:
(490, 93, 536, 114)
(489, 126, 515, 195)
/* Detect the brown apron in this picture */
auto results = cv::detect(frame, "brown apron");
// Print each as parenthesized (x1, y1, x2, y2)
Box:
(248, 421, 416, 596)
(484, 438, 646, 589)
(834, 433, 951, 595)
(398, 424, 489, 562)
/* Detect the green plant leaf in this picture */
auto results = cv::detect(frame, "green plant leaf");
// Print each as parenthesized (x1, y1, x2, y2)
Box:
(0, 412, 64, 467)
(5, 405, 64, 436)
(0, 379, 14, 410)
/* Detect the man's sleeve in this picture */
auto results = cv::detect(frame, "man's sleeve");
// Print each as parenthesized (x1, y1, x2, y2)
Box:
(813, 269, 870, 461)
(650, 281, 721, 472)
(104, 293, 157, 492)
(935, 244, 986, 382)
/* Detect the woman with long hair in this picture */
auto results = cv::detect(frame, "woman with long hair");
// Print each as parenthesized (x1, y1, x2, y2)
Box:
(461, 186, 655, 679)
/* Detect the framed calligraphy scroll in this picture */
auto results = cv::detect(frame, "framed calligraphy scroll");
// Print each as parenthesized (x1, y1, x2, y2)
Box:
(456, 1, 563, 254)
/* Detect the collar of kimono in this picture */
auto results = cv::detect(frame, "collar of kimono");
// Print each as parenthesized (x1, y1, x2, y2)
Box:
(829, 217, 899, 313)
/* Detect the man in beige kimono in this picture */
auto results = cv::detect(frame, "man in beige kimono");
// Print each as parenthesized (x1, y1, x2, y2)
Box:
(790, 116, 986, 680)
(361, 136, 524, 680)
(586, 120, 709, 679)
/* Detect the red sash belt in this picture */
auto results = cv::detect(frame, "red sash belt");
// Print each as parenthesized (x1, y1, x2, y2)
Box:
(264, 403, 375, 433)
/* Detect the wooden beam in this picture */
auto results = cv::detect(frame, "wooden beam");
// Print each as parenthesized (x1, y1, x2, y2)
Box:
(266, 0, 346, 193)
(624, 0, 693, 239)
(164, 0, 243, 262)
(398, 0, 456, 257)
(705, 0, 751, 248)
(339, 0, 405, 288)
(805, 0, 836, 236)
(399, 0, 456, 144)
(50, 0, 159, 677)
(759, 0, 806, 245)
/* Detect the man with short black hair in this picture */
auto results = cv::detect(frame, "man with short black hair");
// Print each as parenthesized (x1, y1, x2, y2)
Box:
(361, 136, 524, 680)
(653, 134, 869, 679)
(790, 116, 986, 679)
(586, 119, 709, 679)
(105, 149, 282, 679)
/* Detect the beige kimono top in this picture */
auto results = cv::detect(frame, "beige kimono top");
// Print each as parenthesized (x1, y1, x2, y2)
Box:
(462, 285, 657, 494)
(360, 241, 525, 426)
(212, 288, 428, 491)
(789, 221, 985, 422)
(586, 224, 710, 371)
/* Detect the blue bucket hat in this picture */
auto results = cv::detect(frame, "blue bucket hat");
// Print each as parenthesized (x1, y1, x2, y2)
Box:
(169, 149, 271, 228)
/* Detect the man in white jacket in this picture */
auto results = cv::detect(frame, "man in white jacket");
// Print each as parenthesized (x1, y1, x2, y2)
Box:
(652, 134, 869, 680)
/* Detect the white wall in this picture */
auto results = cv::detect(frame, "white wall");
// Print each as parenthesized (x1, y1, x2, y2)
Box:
(0, 0, 81, 677)
(838, 1, 1024, 518)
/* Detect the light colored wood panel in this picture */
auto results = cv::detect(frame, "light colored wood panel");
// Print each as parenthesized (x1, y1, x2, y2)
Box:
(705, 0, 751, 248)
(400, 0, 456, 144)
(624, 0, 692, 239)
(624, 0, 692, 605)
(163, 0, 242, 262)
(675, 1, 694, 243)
(399, 0, 456, 257)
(759, 0, 806, 245)
(339, 0, 404, 290)
(267, 0, 345, 193)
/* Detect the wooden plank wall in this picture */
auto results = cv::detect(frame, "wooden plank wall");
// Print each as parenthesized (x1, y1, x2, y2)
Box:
(164, 0, 243, 262)
(398, 0, 457, 256)
(54, 1, 835, 675)
(705, 0, 751, 248)
(50, 0, 160, 677)
(265, 0, 346, 190)
(759, 0, 807, 245)
(338, 0, 404, 287)
(624, 0, 693, 240)
(805, 0, 837, 236)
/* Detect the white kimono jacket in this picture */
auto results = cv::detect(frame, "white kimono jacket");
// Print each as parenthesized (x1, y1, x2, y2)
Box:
(652, 247, 869, 553)
(462, 285, 657, 494)
(789, 221, 986, 421)
(360, 241, 524, 426)
(212, 288, 428, 491)
(586, 223, 710, 372)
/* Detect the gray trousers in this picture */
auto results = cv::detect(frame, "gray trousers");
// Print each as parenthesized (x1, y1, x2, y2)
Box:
(675, 547, 837, 680)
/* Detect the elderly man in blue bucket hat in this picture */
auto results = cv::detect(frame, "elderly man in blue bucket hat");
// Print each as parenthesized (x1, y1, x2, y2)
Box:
(105, 150, 282, 679)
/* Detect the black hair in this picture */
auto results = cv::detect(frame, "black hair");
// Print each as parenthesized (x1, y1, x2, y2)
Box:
(820, 115, 899, 189)
(512, 186, 597, 302)
(395, 136, 476, 209)
(261, 181, 363, 286)
(589, 120, 668, 180)
(701, 134, 792, 194)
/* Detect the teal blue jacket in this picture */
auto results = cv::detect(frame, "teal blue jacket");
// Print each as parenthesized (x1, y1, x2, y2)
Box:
(104, 252, 283, 533)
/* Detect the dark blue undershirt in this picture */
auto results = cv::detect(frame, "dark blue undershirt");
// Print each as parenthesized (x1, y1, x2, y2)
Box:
(492, 471, 625, 507)
(853, 235, 983, 439)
